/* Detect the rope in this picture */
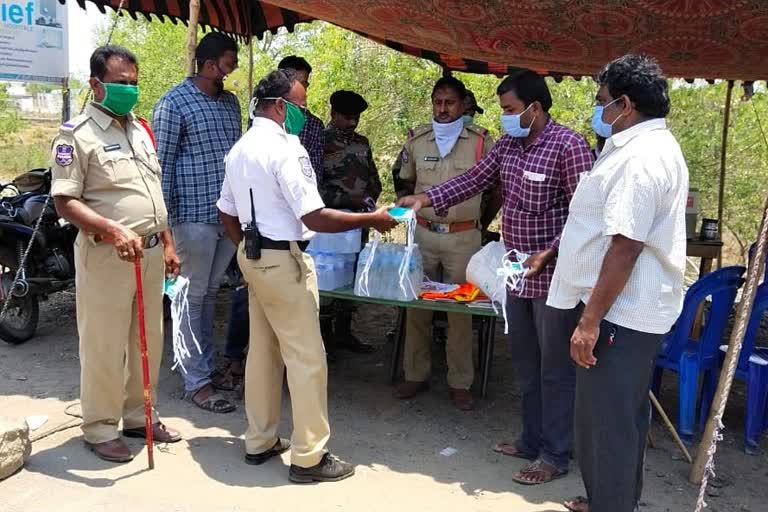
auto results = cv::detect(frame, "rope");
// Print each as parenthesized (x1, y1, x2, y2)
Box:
(693, 95, 768, 512)
(78, 0, 127, 115)
(29, 402, 83, 443)
(0, 194, 50, 325)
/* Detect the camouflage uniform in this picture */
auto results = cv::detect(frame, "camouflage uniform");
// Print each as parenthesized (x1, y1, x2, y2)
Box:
(321, 128, 382, 210)
(321, 126, 382, 355)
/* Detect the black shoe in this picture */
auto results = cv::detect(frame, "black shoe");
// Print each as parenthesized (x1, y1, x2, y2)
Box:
(289, 453, 355, 483)
(245, 438, 291, 466)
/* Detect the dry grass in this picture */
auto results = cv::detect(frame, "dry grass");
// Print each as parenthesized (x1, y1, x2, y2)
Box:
(0, 121, 58, 182)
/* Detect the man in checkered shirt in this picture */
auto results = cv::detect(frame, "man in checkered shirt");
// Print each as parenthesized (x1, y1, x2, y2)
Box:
(278, 56, 325, 185)
(399, 70, 594, 486)
(153, 33, 241, 414)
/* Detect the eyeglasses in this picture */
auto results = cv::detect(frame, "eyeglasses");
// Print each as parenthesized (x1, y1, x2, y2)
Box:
(593, 97, 622, 108)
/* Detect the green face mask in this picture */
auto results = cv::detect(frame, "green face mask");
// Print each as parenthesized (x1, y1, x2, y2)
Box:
(96, 79, 139, 116)
(283, 100, 307, 135)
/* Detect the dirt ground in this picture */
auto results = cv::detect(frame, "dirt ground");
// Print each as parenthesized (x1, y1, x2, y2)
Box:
(1, 290, 766, 512)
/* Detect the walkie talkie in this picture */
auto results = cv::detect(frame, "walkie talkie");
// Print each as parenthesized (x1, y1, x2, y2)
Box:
(243, 188, 261, 260)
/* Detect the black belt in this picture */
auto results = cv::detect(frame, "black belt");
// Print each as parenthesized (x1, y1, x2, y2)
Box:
(262, 238, 309, 252)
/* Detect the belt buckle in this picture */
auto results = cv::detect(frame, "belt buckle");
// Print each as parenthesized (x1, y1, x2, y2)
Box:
(146, 233, 159, 249)
(432, 222, 450, 234)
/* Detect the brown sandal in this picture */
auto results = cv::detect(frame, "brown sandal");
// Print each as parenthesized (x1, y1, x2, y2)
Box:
(492, 440, 537, 461)
(511, 459, 568, 485)
(563, 496, 589, 512)
(189, 384, 236, 414)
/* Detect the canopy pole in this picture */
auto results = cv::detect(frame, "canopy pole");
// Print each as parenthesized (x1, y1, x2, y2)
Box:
(185, 0, 201, 77)
(248, 37, 254, 98)
(61, 77, 70, 123)
(689, 194, 768, 490)
(716, 80, 735, 268)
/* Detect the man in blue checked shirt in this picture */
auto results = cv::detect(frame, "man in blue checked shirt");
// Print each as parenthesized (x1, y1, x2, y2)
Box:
(152, 32, 241, 414)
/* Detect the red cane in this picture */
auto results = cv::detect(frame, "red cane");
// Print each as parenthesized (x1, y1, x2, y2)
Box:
(133, 257, 155, 469)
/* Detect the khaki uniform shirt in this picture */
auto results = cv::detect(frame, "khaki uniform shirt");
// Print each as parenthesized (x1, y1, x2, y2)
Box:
(50, 103, 168, 236)
(393, 123, 494, 223)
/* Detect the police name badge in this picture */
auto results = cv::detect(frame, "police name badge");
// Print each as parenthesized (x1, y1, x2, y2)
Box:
(299, 156, 314, 179)
(55, 144, 74, 166)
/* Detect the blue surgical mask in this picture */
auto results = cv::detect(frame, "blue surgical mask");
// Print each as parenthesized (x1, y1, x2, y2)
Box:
(461, 114, 474, 126)
(591, 98, 623, 138)
(501, 104, 535, 138)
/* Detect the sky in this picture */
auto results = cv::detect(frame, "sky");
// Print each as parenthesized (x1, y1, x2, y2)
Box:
(67, 2, 105, 78)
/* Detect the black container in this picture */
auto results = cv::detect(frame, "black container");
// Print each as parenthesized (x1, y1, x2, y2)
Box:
(700, 218, 719, 241)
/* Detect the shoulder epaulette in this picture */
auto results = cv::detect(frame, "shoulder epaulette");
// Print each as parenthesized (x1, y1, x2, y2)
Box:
(466, 124, 489, 137)
(58, 114, 90, 135)
(408, 124, 433, 140)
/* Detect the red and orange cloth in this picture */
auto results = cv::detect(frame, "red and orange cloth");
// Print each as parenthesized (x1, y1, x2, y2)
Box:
(420, 282, 487, 303)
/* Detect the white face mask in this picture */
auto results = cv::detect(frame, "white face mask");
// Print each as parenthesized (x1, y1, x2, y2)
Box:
(431, 116, 464, 158)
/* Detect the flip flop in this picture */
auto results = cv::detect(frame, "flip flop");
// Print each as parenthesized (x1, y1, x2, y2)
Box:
(492, 441, 537, 461)
(563, 496, 589, 512)
(511, 459, 568, 486)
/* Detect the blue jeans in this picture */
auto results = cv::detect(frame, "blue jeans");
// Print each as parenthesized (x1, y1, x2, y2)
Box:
(173, 223, 236, 392)
(225, 286, 249, 361)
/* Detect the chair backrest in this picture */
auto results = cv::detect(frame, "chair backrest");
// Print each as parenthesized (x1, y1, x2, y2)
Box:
(736, 282, 768, 371)
(661, 266, 745, 364)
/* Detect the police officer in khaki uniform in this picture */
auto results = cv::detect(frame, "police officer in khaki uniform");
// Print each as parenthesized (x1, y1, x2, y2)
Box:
(51, 46, 182, 463)
(392, 77, 495, 411)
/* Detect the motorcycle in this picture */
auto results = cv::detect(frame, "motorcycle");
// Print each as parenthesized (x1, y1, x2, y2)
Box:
(0, 168, 77, 344)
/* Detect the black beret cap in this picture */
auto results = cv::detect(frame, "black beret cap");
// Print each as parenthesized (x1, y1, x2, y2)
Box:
(330, 90, 368, 116)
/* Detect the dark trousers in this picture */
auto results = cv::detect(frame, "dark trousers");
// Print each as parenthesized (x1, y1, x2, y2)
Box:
(506, 297, 581, 470)
(575, 320, 663, 512)
(224, 286, 249, 362)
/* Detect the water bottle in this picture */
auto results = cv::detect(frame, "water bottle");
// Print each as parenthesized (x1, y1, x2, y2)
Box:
(355, 243, 371, 296)
(332, 255, 345, 290)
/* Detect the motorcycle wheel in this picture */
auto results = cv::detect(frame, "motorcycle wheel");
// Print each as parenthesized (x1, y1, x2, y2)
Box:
(0, 293, 39, 344)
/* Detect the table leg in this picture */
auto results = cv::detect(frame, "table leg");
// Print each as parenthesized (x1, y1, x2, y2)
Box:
(481, 318, 497, 398)
(692, 257, 714, 338)
(476, 316, 486, 371)
(390, 307, 406, 384)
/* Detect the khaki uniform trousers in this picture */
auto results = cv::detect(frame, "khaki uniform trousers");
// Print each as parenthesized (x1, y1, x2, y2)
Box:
(75, 234, 164, 444)
(404, 226, 481, 389)
(238, 242, 330, 468)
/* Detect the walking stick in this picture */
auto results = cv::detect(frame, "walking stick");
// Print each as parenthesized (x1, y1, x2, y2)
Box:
(134, 257, 155, 470)
(649, 390, 692, 464)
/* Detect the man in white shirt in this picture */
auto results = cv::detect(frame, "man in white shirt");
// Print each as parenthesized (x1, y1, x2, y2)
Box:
(217, 69, 396, 484)
(548, 55, 688, 512)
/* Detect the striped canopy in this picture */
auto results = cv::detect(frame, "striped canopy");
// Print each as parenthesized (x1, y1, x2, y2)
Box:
(64, 0, 768, 80)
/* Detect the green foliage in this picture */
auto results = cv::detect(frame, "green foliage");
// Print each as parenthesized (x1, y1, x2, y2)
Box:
(96, 15, 188, 119)
(92, 18, 768, 262)
(669, 83, 768, 258)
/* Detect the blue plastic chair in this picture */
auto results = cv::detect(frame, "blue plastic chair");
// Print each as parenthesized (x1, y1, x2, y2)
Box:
(653, 266, 746, 443)
(706, 281, 768, 454)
